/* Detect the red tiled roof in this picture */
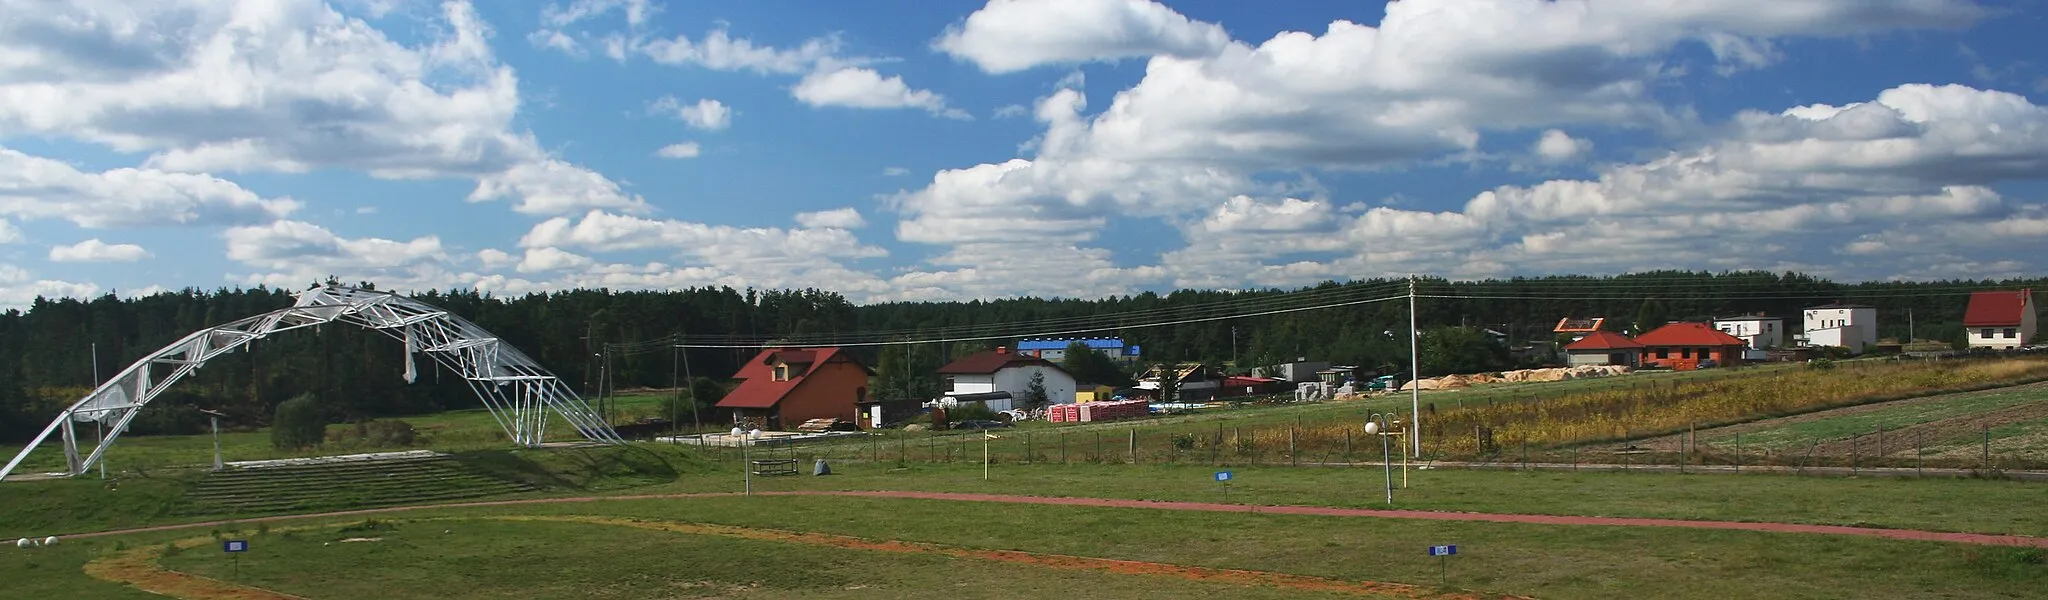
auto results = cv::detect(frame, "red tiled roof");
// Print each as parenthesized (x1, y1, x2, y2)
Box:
(1964, 290, 2032, 327)
(716, 347, 870, 410)
(1633, 322, 1746, 347)
(1564, 330, 1644, 351)
(937, 348, 1068, 375)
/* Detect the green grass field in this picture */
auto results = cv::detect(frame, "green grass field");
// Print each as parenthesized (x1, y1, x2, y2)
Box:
(4, 365, 2048, 599)
(7, 487, 2044, 600)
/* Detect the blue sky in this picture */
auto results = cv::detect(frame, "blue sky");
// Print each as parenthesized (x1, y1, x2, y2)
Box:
(1, 0, 2045, 307)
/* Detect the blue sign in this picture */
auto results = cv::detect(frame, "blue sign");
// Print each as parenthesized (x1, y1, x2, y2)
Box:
(224, 540, 249, 553)
(1215, 471, 1232, 482)
(1428, 545, 1457, 557)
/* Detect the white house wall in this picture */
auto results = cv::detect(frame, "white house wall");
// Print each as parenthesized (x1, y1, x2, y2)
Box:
(1803, 308, 1877, 353)
(1713, 319, 1784, 348)
(948, 375, 996, 395)
(991, 366, 1077, 406)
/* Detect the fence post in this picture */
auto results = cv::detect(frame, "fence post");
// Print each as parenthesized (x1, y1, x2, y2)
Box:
(1520, 437, 1527, 471)
(1734, 433, 1742, 472)
(1212, 424, 1221, 465)
(1915, 430, 1923, 477)
(1129, 429, 1137, 464)
(1061, 432, 1068, 465)
(1250, 428, 1258, 466)
(1345, 429, 1353, 463)
(1982, 424, 1991, 471)
(1877, 424, 1885, 459)
(1851, 434, 1858, 475)
(1026, 432, 1033, 465)
(1289, 427, 1297, 467)
(1095, 431, 1103, 464)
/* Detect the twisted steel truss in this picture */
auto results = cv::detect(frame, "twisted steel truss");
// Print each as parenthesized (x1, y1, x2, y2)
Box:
(1, 285, 621, 481)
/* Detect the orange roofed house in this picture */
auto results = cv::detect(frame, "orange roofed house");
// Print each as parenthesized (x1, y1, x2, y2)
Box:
(1563, 330, 1644, 367)
(1635, 323, 1746, 371)
(715, 347, 874, 430)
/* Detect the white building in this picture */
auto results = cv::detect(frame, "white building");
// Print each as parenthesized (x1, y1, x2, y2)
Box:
(934, 347, 1077, 412)
(1964, 290, 2036, 350)
(1713, 315, 1785, 349)
(1803, 303, 1878, 355)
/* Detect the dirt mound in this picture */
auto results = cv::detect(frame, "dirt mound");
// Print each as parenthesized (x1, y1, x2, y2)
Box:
(1404, 365, 1631, 390)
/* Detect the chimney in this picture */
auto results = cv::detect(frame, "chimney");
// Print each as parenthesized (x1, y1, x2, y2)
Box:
(996, 346, 1008, 354)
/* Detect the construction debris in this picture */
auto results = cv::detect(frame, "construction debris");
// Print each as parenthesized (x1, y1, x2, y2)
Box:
(1400, 365, 1632, 391)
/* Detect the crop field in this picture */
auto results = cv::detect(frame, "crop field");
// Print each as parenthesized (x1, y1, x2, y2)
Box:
(1635, 380, 2048, 468)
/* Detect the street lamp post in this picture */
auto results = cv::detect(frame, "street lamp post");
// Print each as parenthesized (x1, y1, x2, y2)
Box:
(1365, 412, 1409, 506)
(1366, 414, 1393, 505)
(733, 426, 761, 496)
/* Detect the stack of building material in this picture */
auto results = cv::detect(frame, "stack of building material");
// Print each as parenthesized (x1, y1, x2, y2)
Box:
(1048, 399, 1149, 423)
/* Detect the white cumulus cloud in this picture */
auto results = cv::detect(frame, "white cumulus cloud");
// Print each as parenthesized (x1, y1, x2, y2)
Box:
(0, 0, 642, 216)
(936, 0, 1232, 73)
(49, 239, 153, 263)
(655, 142, 702, 159)
(651, 96, 732, 130)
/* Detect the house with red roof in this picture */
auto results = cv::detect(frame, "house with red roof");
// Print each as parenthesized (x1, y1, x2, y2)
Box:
(1634, 322, 1746, 370)
(1562, 330, 1644, 367)
(935, 346, 1076, 412)
(715, 347, 873, 430)
(1964, 289, 2036, 350)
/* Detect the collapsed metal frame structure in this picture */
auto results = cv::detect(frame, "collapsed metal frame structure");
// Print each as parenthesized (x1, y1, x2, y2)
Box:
(0, 285, 622, 481)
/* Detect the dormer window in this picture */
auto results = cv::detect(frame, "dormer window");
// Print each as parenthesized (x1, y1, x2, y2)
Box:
(774, 364, 791, 381)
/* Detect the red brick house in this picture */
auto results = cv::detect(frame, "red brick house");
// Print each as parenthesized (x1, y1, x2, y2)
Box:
(715, 347, 873, 430)
(1634, 323, 1746, 370)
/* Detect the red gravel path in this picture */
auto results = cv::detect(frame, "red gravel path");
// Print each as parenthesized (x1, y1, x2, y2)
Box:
(59, 490, 2048, 548)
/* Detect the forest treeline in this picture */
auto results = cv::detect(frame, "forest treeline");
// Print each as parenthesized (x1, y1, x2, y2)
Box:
(0, 271, 2036, 441)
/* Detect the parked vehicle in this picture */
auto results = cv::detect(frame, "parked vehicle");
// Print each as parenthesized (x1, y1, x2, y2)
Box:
(1364, 375, 1406, 391)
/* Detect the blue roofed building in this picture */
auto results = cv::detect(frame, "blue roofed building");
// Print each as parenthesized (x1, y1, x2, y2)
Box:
(1016, 337, 1142, 363)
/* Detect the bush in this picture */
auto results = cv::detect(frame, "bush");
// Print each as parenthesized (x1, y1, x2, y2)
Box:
(270, 393, 326, 450)
(1806, 358, 1837, 371)
(945, 402, 999, 423)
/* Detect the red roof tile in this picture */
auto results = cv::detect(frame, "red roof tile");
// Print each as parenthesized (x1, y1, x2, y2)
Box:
(937, 348, 1068, 375)
(1964, 290, 2032, 327)
(1633, 322, 1746, 347)
(716, 347, 870, 410)
(1564, 330, 1644, 351)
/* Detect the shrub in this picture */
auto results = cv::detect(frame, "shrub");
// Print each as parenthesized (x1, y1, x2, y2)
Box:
(946, 402, 999, 423)
(1170, 433, 1197, 451)
(270, 393, 326, 450)
(1806, 358, 1836, 371)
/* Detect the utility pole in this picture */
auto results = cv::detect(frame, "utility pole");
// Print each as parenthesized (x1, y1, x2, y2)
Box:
(671, 332, 680, 434)
(1408, 275, 1422, 458)
(91, 343, 104, 480)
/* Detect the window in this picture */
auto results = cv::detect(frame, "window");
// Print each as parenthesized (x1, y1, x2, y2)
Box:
(1680, 348, 1692, 359)
(1656, 349, 1669, 359)
(1765, 323, 1774, 332)
(773, 364, 790, 381)
(2006, 328, 2018, 339)
(1982, 328, 1994, 338)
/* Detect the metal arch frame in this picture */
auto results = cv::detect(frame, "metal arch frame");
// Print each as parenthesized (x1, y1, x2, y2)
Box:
(1, 285, 622, 481)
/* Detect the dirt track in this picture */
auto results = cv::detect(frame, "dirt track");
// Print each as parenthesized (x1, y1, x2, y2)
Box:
(62, 490, 2048, 548)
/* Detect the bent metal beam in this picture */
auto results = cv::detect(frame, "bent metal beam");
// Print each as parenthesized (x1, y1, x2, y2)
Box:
(1, 285, 622, 481)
